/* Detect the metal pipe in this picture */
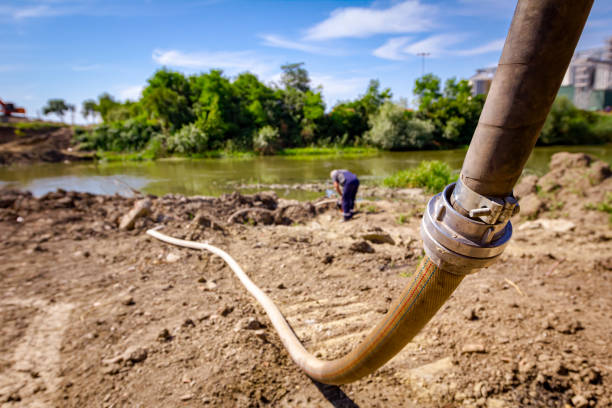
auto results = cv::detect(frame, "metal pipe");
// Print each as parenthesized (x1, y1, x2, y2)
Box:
(460, 0, 594, 197)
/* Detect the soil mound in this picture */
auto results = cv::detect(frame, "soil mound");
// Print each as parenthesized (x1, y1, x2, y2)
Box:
(0, 125, 93, 165)
(515, 152, 611, 221)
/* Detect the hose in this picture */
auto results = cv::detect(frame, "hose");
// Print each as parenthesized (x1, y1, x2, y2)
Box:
(147, 228, 463, 384)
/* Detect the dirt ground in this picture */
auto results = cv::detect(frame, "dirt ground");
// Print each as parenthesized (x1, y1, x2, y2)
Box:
(0, 124, 91, 165)
(0, 152, 610, 408)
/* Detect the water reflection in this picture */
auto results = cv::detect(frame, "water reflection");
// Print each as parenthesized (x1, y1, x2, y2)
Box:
(0, 144, 610, 199)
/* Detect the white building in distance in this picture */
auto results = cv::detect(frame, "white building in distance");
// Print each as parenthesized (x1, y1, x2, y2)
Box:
(469, 37, 612, 111)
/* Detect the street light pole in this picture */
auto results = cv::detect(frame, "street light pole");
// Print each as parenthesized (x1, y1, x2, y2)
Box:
(416, 52, 430, 76)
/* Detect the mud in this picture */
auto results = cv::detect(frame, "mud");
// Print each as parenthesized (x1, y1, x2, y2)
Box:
(0, 152, 611, 407)
(0, 125, 92, 165)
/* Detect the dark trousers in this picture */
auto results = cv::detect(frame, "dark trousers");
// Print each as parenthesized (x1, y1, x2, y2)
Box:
(342, 179, 359, 220)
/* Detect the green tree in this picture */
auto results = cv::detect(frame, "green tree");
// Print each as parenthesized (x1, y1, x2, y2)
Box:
(539, 97, 599, 145)
(82, 99, 97, 123)
(253, 125, 281, 155)
(141, 69, 194, 131)
(414, 74, 442, 111)
(413, 75, 484, 146)
(280, 62, 310, 92)
(366, 101, 435, 150)
(43, 99, 70, 122)
(95, 93, 121, 122)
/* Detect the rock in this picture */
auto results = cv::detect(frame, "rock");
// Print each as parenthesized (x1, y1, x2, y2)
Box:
(124, 346, 148, 364)
(349, 241, 375, 254)
(361, 230, 395, 245)
(487, 398, 507, 408)
(518, 219, 575, 233)
(514, 175, 539, 199)
(235, 317, 265, 331)
(587, 160, 611, 184)
(205, 281, 218, 290)
(121, 296, 135, 306)
(180, 394, 194, 401)
(101, 364, 120, 375)
(322, 254, 334, 264)
(165, 252, 181, 263)
(190, 212, 226, 232)
(461, 343, 486, 354)
(556, 320, 583, 334)
(571, 395, 589, 408)
(518, 194, 544, 219)
(465, 308, 479, 321)
(219, 305, 234, 317)
(408, 357, 453, 381)
(119, 199, 151, 230)
(158, 328, 173, 342)
(549, 152, 591, 171)
(580, 367, 601, 384)
(182, 318, 195, 327)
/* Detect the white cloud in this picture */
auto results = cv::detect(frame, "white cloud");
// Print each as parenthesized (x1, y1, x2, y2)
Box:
(118, 85, 143, 101)
(454, 38, 504, 56)
(403, 34, 465, 56)
(14, 5, 54, 19)
(305, 1, 435, 41)
(152, 49, 277, 78)
(260, 34, 340, 55)
(71, 63, 103, 72)
(373, 37, 413, 60)
(373, 34, 502, 60)
(311, 74, 367, 106)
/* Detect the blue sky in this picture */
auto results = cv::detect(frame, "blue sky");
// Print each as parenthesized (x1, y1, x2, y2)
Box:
(1, 0, 611, 123)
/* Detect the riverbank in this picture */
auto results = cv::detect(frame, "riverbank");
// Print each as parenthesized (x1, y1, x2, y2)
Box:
(0, 123, 93, 166)
(0, 152, 610, 407)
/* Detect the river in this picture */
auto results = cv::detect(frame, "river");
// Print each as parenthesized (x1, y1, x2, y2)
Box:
(1, 144, 611, 200)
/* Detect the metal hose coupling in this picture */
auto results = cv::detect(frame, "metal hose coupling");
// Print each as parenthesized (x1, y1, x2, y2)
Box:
(421, 179, 519, 274)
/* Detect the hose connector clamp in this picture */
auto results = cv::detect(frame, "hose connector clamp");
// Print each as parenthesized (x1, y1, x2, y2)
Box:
(420, 182, 513, 274)
(451, 178, 519, 225)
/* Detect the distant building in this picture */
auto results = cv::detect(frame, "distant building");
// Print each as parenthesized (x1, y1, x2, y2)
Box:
(559, 37, 612, 110)
(468, 67, 496, 97)
(469, 37, 612, 111)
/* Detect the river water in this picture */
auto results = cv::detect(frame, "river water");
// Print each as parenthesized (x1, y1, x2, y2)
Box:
(1, 144, 611, 200)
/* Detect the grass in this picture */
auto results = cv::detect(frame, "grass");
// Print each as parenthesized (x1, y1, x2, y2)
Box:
(396, 213, 408, 224)
(383, 160, 457, 194)
(277, 146, 378, 159)
(585, 192, 612, 224)
(0, 121, 65, 131)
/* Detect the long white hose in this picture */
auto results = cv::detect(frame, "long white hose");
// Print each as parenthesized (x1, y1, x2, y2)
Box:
(146, 227, 462, 384)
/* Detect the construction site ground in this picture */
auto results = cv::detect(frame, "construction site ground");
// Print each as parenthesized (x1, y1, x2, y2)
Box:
(0, 152, 611, 408)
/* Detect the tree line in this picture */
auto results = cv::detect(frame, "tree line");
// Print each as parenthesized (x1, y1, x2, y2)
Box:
(42, 63, 612, 156)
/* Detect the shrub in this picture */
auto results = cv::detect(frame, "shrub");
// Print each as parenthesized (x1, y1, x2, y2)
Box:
(591, 114, 612, 143)
(253, 125, 280, 155)
(76, 118, 161, 151)
(366, 101, 435, 150)
(383, 160, 457, 193)
(539, 97, 602, 145)
(166, 123, 209, 154)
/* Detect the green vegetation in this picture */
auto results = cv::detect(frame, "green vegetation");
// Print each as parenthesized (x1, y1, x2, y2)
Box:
(0, 121, 65, 130)
(540, 97, 611, 145)
(383, 160, 457, 193)
(585, 192, 612, 223)
(32, 64, 608, 160)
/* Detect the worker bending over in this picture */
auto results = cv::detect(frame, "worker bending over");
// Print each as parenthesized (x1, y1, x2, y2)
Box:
(330, 169, 360, 221)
